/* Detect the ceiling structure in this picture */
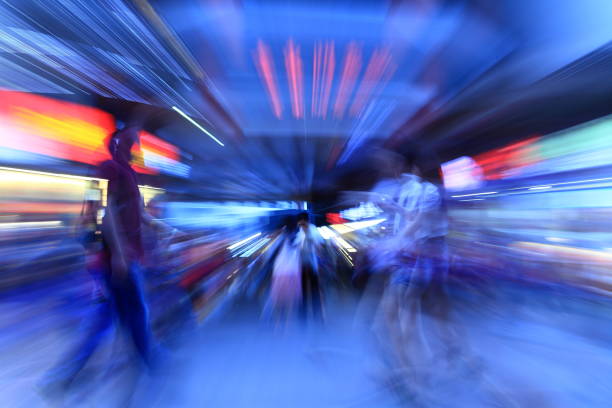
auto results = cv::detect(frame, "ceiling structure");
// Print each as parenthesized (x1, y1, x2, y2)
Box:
(1, 0, 611, 201)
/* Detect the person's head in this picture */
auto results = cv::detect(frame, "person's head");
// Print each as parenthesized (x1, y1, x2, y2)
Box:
(281, 215, 297, 232)
(108, 126, 139, 163)
(297, 212, 310, 228)
(403, 147, 442, 184)
(372, 148, 407, 179)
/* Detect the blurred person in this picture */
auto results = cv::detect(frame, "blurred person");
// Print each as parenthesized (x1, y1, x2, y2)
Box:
(366, 148, 458, 393)
(296, 212, 324, 321)
(40, 124, 173, 399)
(264, 215, 302, 324)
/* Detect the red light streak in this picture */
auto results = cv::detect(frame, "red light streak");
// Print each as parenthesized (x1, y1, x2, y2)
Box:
(474, 137, 540, 180)
(140, 130, 179, 161)
(312, 42, 321, 117)
(333, 42, 362, 119)
(253, 40, 283, 118)
(326, 213, 347, 225)
(349, 47, 396, 117)
(312, 41, 335, 119)
(284, 39, 304, 119)
(320, 42, 335, 118)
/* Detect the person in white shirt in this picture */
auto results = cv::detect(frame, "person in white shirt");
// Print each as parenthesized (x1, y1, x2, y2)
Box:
(266, 216, 302, 323)
(368, 148, 453, 392)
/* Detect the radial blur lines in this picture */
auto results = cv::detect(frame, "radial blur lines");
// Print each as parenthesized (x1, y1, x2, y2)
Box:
(349, 47, 397, 117)
(311, 41, 335, 119)
(253, 40, 283, 118)
(284, 39, 304, 119)
(333, 42, 362, 119)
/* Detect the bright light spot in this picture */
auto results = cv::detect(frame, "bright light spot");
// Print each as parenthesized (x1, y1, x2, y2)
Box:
(344, 218, 385, 230)
(546, 237, 569, 243)
(330, 224, 354, 234)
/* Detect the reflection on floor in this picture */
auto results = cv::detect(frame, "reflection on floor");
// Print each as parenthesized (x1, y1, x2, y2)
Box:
(1, 272, 612, 407)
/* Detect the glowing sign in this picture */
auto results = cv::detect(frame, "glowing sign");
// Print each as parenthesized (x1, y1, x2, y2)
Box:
(441, 156, 483, 191)
(0, 91, 189, 177)
(0, 90, 115, 165)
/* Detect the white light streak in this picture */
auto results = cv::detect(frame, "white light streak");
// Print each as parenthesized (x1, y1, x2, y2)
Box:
(317, 226, 335, 240)
(0, 166, 103, 182)
(344, 218, 386, 230)
(228, 232, 262, 250)
(546, 237, 569, 243)
(172, 106, 225, 147)
(0, 221, 62, 229)
(240, 238, 271, 257)
(451, 191, 498, 198)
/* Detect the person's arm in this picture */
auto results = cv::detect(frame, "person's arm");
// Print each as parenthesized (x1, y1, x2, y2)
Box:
(397, 211, 425, 240)
(103, 199, 129, 277)
(98, 162, 129, 277)
(397, 185, 441, 243)
(140, 201, 180, 238)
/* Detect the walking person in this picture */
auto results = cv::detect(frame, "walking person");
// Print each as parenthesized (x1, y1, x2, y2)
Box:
(296, 212, 324, 321)
(367, 149, 453, 393)
(41, 123, 169, 399)
(265, 216, 302, 325)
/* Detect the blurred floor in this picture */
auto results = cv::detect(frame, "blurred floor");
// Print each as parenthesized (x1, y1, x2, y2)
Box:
(1, 272, 612, 407)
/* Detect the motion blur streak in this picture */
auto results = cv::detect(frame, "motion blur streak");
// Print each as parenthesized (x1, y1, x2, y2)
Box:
(333, 42, 362, 119)
(311, 41, 335, 119)
(3, 1, 612, 407)
(349, 47, 396, 118)
(0, 91, 115, 165)
(0, 91, 189, 176)
(227, 232, 262, 250)
(171, 106, 225, 147)
(284, 39, 305, 119)
(253, 40, 283, 118)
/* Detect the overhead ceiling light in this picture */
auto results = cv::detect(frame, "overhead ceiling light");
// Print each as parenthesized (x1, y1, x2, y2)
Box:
(172, 106, 225, 147)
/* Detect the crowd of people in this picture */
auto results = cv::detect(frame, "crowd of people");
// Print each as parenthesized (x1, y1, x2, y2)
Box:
(38, 122, 473, 405)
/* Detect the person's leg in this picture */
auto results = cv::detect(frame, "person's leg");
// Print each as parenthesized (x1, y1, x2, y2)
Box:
(41, 298, 114, 392)
(113, 266, 152, 367)
(310, 271, 322, 319)
(300, 267, 310, 320)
